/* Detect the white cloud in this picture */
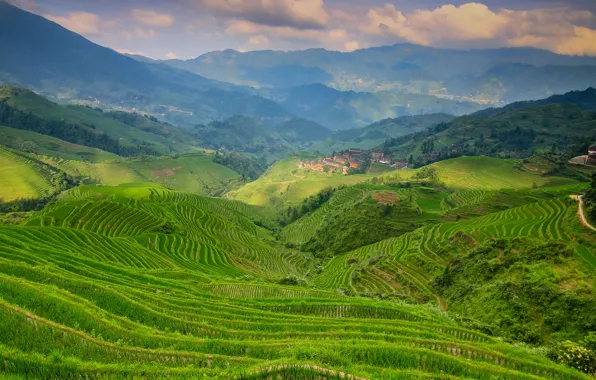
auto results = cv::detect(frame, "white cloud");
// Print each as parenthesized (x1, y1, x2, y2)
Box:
(116, 48, 147, 56)
(165, 52, 178, 59)
(133, 27, 156, 39)
(194, 0, 328, 30)
(46, 12, 104, 36)
(131, 9, 175, 27)
(355, 3, 596, 55)
(344, 40, 360, 52)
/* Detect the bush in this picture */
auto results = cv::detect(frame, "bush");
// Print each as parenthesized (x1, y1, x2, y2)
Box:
(548, 341, 596, 375)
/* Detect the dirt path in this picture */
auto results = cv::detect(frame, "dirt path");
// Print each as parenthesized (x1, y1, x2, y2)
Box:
(571, 195, 596, 232)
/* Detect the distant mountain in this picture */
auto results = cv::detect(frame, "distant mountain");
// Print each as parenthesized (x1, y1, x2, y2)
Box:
(275, 118, 332, 143)
(474, 87, 596, 116)
(162, 44, 596, 104)
(259, 84, 483, 130)
(0, 2, 290, 125)
(193, 116, 293, 158)
(333, 114, 455, 142)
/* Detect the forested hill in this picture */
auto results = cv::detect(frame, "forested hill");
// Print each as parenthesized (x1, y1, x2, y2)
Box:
(474, 87, 596, 116)
(381, 93, 596, 167)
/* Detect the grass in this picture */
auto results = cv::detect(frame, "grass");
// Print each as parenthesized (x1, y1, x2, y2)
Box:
(431, 157, 575, 190)
(1, 87, 201, 154)
(128, 154, 242, 196)
(0, 156, 594, 378)
(0, 125, 120, 162)
(228, 156, 374, 208)
(0, 146, 56, 201)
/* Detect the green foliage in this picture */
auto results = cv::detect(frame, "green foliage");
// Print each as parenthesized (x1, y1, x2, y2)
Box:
(282, 186, 342, 225)
(213, 152, 268, 181)
(302, 190, 423, 256)
(584, 172, 596, 222)
(548, 341, 596, 375)
(433, 238, 596, 345)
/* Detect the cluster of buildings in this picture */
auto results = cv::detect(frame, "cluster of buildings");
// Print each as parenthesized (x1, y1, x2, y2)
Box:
(298, 148, 409, 175)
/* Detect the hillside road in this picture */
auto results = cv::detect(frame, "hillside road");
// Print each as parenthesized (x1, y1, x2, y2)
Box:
(571, 195, 596, 232)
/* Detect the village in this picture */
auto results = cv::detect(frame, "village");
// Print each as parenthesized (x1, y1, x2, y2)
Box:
(299, 148, 408, 175)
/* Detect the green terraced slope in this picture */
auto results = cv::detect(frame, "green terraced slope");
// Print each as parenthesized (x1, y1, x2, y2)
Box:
(0, 180, 594, 379)
(0, 146, 61, 202)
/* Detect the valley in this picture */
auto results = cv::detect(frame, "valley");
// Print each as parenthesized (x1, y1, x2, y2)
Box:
(1, 1, 596, 378)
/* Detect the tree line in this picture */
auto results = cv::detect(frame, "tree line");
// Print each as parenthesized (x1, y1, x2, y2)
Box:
(0, 101, 159, 157)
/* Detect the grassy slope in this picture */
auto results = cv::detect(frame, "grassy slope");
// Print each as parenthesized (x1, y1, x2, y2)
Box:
(128, 155, 242, 196)
(0, 125, 120, 162)
(0, 147, 54, 201)
(228, 156, 373, 208)
(0, 182, 590, 379)
(0, 87, 200, 154)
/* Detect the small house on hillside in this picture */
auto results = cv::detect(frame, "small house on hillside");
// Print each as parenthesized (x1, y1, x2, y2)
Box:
(589, 144, 596, 159)
(349, 161, 360, 169)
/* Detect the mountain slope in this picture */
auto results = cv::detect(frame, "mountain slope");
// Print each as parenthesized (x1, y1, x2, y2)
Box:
(0, 2, 290, 125)
(161, 44, 596, 104)
(260, 84, 484, 129)
(475, 87, 596, 116)
(0, 181, 593, 379)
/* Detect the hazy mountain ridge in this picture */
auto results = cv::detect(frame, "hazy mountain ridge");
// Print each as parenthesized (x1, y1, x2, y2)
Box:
(160, 44, 596, 104)
(0, 1, 290, 126)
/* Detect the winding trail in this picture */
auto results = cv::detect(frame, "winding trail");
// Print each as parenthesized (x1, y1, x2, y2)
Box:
(571, 195, 596, 232)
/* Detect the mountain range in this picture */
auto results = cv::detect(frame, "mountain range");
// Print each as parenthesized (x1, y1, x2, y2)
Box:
(3, 1, 596, 132)
(163, 45, 596, 104)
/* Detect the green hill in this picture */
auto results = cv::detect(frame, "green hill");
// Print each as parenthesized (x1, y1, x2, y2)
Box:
(382, 102, 596, 167)
(1, 180, 595, 378)
(0, 86, 202, 155)
(474, 87, 596, 116)
(275, 118, 333, 143)
(0, 146, 63, 202)
(227, 155, 373, 209)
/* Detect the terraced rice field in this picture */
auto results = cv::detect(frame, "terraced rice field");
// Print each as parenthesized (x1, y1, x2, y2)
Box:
(0, 243, 590, 379)
(313, 196, 595, 301)
(0, 181, 593, 378)
(431, 156, 574, 190)
(279, 186, 366, 245)
(0, 146, 56, 201)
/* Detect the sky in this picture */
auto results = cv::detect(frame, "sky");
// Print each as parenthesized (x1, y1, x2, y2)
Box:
(8, 0, 596, 59)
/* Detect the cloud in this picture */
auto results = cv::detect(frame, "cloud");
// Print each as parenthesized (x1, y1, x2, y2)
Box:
(356, 2, 596, 55)
(165, 52, 178, 59)
(194, 0, 328, 30)
(6, 0, 39, 12)
(116, 48, 147, 56)
(46, 12, 105, 36)
(343, 40, 360, 52)
(133, 27, 156, 39)
(131, 9, 175, 27)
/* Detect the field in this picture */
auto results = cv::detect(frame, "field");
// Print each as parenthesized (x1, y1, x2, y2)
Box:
(0, 142, 243, 197)
(0, 126, 120, 162)
(228, 156, 374, 208)
(0, 146, 58, 201)
(0, 182, 593, 379)
(128, 154, 242, 196)
(0, 87, 202, 154)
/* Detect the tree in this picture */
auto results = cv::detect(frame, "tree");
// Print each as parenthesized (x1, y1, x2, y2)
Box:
(421, 139, 435, 154)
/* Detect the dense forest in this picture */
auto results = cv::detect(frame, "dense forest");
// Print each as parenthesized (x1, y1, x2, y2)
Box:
(213, 152, 268, 181)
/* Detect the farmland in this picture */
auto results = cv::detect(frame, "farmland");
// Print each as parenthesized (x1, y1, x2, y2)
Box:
(0, 181, 595, 379)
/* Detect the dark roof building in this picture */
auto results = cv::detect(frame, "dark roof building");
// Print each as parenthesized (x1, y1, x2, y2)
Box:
(589, 144, 596, 158)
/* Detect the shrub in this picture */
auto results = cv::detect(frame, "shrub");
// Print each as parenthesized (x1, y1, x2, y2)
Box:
(548, 340, 596, 375)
